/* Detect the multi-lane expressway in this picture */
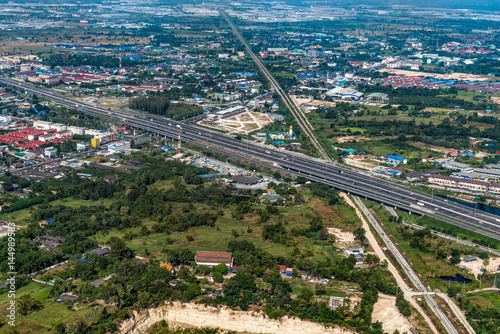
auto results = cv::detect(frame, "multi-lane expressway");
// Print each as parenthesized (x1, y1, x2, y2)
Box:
(2, 77, 500, 242)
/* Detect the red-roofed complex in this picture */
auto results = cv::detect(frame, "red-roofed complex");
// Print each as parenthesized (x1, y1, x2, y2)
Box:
(195, 251, 234, 267)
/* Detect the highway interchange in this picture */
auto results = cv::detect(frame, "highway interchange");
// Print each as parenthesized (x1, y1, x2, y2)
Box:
(2, 76, 500, 243)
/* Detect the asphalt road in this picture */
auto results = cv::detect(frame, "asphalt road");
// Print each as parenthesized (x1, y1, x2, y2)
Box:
(2, 77, 500, 242)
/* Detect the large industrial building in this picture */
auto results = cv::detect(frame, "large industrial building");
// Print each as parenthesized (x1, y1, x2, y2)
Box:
(206, 105, 246, 122)
(323, 87, 364, 100)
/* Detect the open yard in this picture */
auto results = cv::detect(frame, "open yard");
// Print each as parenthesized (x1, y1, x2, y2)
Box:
(199, 111, 273, 134)
(0, 282, 99, 333)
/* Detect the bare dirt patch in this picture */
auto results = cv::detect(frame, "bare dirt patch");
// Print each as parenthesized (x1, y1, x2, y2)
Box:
(327, 227, 355, 247)
(309, 198, 342, 221)
(198, 111, 273, 134)
(408, 141, 451, 154)
(336, 135, 373, 143)
(379, 68, 492, 81)
(459, 256, 500, 277)
(343, 158, 377, 170)
(291, 96, 337, 110)
(372, 293, 412, 334)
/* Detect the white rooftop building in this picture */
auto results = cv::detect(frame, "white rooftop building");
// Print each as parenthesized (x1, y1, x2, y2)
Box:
(323, 87, 364, 100)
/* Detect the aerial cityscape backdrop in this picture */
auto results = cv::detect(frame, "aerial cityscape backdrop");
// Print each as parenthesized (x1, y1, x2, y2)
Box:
(0, 1, 499, 334)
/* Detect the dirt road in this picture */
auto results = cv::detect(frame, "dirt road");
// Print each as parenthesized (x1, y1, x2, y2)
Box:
(340, 193, 439, 334)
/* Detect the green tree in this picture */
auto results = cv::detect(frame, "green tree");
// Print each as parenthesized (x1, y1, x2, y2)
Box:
(213, 271, 223, 283)
(18, 294, 42, 315)
(214, 263, 228, 273)
(108, 237, 134, 260)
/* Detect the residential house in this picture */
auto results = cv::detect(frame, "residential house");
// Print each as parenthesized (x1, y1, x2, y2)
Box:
(56, 294, 77, 303)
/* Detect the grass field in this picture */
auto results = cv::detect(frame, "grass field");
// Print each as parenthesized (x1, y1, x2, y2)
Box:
(0, 282, 99, 333)
(288, 279, 361, 297)
(360, 199, 485, 292)
(0, 26, 150, 55)
(336, 139, 428, 158)
(398, 209, 500, 251)
(462, 290, 500, 313)
(0, 198, 113, 225)
(92, 193, 363, 261)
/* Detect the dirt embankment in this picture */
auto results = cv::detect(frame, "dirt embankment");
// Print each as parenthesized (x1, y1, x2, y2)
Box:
(119, 301, 357, 334)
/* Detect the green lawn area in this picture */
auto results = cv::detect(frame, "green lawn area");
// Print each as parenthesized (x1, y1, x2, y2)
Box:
(399, 209, 500, 251)
(361, 199, 484, 292)
(455, 91, 490, 103)
(355, 113, 447, 125)
(0, 198, 113, 225)
(337, 139, 427, 158)
(462, 290, 500, 313)
(289, 279, 361, 297)
(92, 195, 362, 261)
(338, 127, 367, 134)
(0, 282, 99, 333)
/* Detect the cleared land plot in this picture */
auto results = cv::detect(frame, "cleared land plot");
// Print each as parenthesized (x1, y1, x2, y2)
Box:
(199, 111, 273, 134)
(372, 293, 412, 334)
(379, 68, 492, 81)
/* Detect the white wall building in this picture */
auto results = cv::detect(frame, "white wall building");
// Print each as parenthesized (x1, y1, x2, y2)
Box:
(33, 120, 53, 130)
(107, 141, 131, 153)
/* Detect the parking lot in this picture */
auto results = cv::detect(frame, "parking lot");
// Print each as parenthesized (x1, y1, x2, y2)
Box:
(190, 155, 249, 176)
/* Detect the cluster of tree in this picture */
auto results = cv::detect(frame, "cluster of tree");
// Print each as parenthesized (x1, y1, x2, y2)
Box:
(45, 54, 120, 68)
(17, 294, 42, 316)
(0, 151, 406, 333)
(291, 214, 330, 241)
(329, 116, 491, 150)
(0, 159, 216, 274)
(458, 295, 500, 334)
(305, 182, 340, 205)
(129, 96, 202, 120)
(396, 225, 492, 265)
(262, 221, 296, 246)
(395, 293, 411, 317)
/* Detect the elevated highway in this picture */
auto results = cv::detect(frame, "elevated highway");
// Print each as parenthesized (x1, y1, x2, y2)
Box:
(2, 76, 500, 244)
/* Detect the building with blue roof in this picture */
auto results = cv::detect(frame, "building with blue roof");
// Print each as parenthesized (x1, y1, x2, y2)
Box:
(386, 155, 407, 165)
